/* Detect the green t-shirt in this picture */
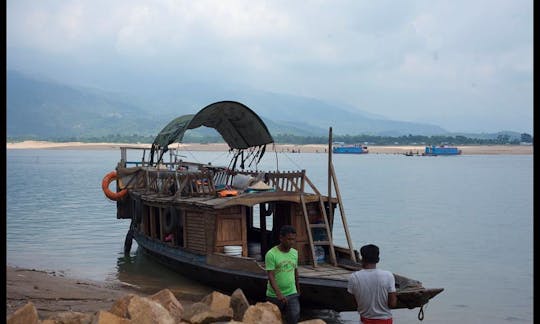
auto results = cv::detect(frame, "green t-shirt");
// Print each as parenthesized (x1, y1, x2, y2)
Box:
(265, 246, 298, 297)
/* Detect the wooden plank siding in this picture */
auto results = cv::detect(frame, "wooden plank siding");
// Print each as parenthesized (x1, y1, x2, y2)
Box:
(291, 202, 311, 265)
(214, 206, 247, 257)
(185, 210, 207, 254)
(141, 203, 149, 236)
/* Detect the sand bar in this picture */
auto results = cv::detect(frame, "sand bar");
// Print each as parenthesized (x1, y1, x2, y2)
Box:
(6, 265, 201, 319)
(6, 141, 533, 155)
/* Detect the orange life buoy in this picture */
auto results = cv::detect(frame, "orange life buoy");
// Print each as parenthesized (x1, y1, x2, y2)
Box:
(218, 189, 238, 197)
(102, 171, 128, 201)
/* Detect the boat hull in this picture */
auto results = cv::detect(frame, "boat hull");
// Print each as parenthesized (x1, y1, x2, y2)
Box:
(332, 147, 368, 154)
(132, 231, 442, 312)
(424, 146, 462, 156)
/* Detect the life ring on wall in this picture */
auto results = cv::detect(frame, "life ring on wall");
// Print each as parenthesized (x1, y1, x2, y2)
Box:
(102, 171, 128, 201)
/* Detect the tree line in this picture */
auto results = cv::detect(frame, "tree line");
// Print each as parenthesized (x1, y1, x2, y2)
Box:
(273, 133, 533, 145)
(7, 132, 533, 145)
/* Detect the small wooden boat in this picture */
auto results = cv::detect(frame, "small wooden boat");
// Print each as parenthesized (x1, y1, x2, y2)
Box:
(104, 101, 443, 312)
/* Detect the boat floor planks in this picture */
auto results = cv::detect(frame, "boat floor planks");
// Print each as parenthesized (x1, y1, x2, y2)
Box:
(298, 264, 352, 280)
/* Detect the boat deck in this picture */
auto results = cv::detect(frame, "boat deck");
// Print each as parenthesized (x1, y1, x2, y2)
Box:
(298, 263, 352, 281)
(254, 261, 353, 281)
(133, 189, 331, 208)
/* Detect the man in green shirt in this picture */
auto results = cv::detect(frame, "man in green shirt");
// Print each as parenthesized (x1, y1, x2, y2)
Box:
(265, 225, 301, 324)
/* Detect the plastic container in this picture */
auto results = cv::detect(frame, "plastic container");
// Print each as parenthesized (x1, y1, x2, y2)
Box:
(314, 246, 326, 262)
(224, 245, 242, 256)
(248, 242, 262, 261)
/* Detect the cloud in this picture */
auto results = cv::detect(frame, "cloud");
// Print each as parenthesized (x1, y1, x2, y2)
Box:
(6, 0, 533, 133)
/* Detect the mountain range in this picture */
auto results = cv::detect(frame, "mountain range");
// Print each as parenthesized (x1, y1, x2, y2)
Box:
(6, 70, 523, 140)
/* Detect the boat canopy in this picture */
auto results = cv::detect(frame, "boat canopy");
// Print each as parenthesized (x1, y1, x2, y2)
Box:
(150, 101, 274, 164)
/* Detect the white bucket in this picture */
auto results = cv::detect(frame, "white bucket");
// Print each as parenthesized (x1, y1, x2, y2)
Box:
(224, 245, 242, 256)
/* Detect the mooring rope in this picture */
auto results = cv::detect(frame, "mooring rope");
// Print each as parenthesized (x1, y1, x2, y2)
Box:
(273, 144, 279, 172)
(418, 305, 425, 321)
(281, 151, 304, 170)
(186, 150, 201, 163)
(208, 150, 229, 164)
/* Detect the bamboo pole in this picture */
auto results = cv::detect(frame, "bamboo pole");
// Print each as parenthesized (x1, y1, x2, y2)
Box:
(260, 203, 268, 258)
(330, 163, 357, 262)
(327, 127, 333, 223)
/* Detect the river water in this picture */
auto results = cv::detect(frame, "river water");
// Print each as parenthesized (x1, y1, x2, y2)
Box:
(6, 149, 533, 323)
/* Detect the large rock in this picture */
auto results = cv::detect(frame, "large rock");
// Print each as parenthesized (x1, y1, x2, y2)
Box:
(7, 302, 39, 324)
(109, 294, 137, 319)
(127, 295, 174, 324)
(43, 311, 94, 324)
(242, 302, 282, 324)
(43, 311, 95, 324)
(187, 309, 233, 324)
(182, 302, 211, 321)
(149, 289, 184, 322)
(182, 301, 232, 324)
(230, 289, 250, 321)
(92, 310, 131, 324)
(201, 291, 231, 312)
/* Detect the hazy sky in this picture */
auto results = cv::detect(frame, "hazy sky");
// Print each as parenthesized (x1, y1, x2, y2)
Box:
(7, 0, 533, 133)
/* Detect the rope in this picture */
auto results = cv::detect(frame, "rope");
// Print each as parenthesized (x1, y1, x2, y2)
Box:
(418, 305, 425, 321)
(186, 150, 201, 163)
(273, 144, 279, 172)
(282, 151, 304, 170)
(208, 151, 228, 164)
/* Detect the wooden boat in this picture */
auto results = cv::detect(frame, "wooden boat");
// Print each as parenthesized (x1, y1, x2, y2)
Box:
(103, 101, 443, 312)
(404, 150, 420, 156)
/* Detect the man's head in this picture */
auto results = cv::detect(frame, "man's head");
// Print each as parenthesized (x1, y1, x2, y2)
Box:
(279, 225, 297, 250)
(360, 244, 380, 264)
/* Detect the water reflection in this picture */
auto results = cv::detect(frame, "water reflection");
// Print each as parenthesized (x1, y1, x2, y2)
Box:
(114, 246, 213, 300)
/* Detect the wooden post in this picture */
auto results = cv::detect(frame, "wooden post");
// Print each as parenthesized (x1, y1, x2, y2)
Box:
(260, 204, 268, 257)
(327, 127, 333, 225)
(330, 163, 357, 262)
(120, 147, 127, 166)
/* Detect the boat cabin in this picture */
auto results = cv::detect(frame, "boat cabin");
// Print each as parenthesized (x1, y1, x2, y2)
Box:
(115, 149, 357, 268)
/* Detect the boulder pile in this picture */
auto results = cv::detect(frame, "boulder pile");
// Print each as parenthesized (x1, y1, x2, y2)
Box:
(7, 288, 326, 324)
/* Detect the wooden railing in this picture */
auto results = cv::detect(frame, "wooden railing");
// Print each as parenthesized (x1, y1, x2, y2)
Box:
(121, 165, 320, 197)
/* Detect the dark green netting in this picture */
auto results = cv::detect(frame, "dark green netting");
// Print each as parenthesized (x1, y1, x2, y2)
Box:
(150, 101, 274, 164)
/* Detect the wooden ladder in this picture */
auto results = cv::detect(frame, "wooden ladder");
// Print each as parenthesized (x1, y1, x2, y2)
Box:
(300, 194, 337, 267)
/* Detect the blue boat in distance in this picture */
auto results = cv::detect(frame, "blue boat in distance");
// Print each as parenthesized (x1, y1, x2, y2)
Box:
(423, 145, 462, 156)
(332, 142, 369, 154)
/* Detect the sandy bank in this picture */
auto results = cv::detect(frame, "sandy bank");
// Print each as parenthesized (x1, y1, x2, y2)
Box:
(6, 266, 200, 319)
(6, 141, 533, 155)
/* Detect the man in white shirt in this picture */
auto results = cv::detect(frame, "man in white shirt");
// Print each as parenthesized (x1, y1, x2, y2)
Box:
(347, 244, 397, 324)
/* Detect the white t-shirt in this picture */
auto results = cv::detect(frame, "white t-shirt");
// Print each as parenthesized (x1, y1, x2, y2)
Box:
(347, 268, 396, 319)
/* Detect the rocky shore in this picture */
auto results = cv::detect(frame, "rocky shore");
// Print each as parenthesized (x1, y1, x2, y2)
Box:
(6, 266, 325, 323)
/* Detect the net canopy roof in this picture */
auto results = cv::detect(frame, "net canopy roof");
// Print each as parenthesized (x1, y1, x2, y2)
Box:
(150, 101, 274, 164)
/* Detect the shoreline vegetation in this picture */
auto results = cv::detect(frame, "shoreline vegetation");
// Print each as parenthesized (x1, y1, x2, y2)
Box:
(6, 140, 533, 155)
